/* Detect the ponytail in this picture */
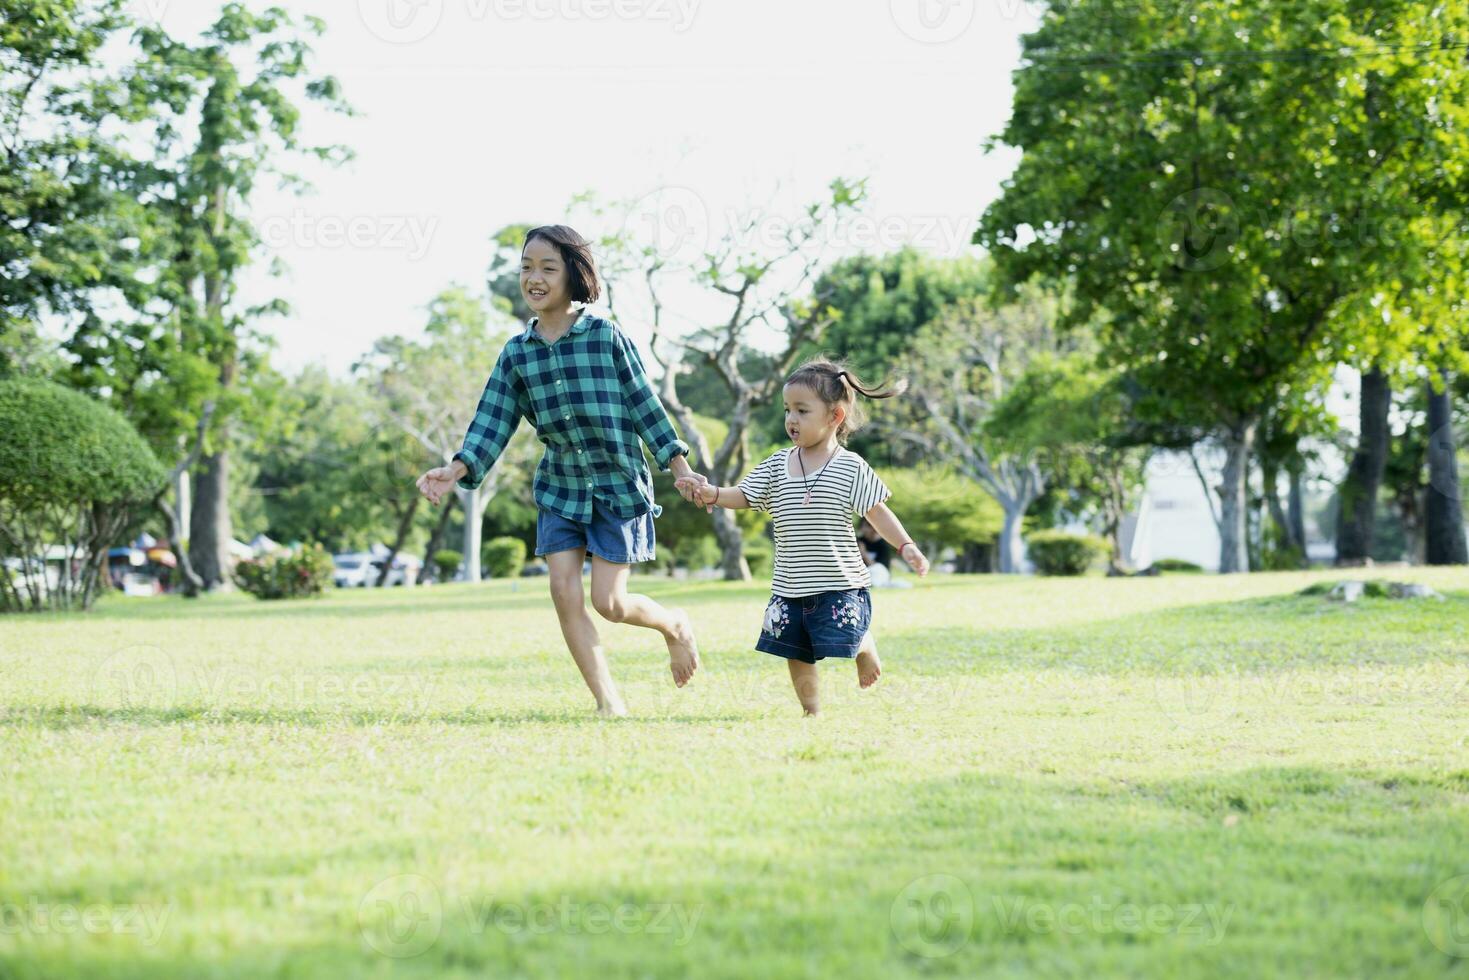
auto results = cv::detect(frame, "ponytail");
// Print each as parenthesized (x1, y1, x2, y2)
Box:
(786, 358, 907, 442)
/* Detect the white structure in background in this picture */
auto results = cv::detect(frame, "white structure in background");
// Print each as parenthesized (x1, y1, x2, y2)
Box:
(1121, 452, 1223, 571)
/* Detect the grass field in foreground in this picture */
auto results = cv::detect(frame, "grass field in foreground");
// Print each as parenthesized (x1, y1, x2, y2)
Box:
(2, 567, 1469, 978)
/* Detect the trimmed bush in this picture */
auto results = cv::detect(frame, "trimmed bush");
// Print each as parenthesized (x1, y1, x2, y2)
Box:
(1151, 558, 1205, 574)
(482, 537, 527, 579)
(234, 544, 335, 600)
(0, 379, 166, 612)
(433, 549, 463, 581)
(1026, 530, 1110, 576)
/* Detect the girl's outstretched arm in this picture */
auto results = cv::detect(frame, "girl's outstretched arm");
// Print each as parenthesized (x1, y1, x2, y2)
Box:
(863, 501, 930, 576)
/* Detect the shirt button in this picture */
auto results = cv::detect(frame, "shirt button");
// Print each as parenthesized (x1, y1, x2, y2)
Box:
(563, 413, 571, 420)
(556, 379, 563, 385)
(577, 448, 584, 454)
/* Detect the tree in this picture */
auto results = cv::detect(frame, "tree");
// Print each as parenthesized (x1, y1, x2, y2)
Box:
(985, 351, 1152, 570)
(978, 0, 1469, 572)
(0, 379, 165, 612)
(114, 4, 352, 588)
(799, 248, 990, 385)
(888, 281, 1086, 573)
(0, 1, 144, 345)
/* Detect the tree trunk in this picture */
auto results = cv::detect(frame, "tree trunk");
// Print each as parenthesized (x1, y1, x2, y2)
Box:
(1217, 418, 1258, 574)
(188, 448, 233, 589)
(1425, 372, 1468, 565)
(712, 507, 750, 580)
(1335, 365, 1391, 565)
(376, 495, 421, 587)
(998, 504, 1026, 574)
(1262, 459, 1301, 560)
(457, 484, 495, 583)
(417, 500, 457, 583)
(158, 496, 204, 597)
(1287, 464, 1307, 558)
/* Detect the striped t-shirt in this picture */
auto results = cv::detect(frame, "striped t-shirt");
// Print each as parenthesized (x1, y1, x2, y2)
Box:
(736, 447, 892, 598)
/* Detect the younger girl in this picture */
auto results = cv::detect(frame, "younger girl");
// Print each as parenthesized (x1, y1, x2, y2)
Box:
(676, 359, 930, 716)
(417, 225, 705, 715)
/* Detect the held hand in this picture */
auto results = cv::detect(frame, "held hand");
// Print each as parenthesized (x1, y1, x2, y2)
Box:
(900, 542, 930, 577)
(416, 466, 458, 506)
(674, 474, 716, 514)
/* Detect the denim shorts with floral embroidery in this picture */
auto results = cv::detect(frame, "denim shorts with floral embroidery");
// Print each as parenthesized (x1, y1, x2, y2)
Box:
(755, 588, 872, 664)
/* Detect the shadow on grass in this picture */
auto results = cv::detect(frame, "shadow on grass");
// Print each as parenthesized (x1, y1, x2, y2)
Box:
(2, 765, 1464, 979)
(0, 704, 752, 730)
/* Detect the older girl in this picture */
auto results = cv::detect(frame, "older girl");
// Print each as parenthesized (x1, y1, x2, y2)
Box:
(417, 225, 704, 715)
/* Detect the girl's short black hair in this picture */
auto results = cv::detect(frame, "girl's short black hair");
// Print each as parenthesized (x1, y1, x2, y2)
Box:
(522, 225, 601, 304)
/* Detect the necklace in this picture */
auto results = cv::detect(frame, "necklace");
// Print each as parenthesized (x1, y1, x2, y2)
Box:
(795, 446, 839, 505)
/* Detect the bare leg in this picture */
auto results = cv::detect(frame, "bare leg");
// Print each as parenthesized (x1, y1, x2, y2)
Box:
(787, 659, 820, 716)
(855, 631, 882, 689)
(589, 555, 699, 687)
(546, 548, 626, 716)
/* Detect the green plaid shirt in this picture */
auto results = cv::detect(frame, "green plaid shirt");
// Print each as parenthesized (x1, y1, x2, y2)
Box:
(452, 311, 690, 522)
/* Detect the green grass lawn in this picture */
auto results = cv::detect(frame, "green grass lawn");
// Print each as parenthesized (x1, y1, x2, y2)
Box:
(3, 567, 1469, 978)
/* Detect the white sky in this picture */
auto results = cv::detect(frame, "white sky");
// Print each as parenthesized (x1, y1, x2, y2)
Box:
(127, 0, 1037, 374)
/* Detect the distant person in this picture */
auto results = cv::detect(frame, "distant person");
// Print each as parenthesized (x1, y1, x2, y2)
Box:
(415, 225, 708, 715)
(858, 517, 894, 586)
(677, 359, 930, 716)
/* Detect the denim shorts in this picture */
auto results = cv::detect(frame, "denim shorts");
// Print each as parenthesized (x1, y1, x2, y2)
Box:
(535, 500, 656, 565)
(755, 588, 872, 664)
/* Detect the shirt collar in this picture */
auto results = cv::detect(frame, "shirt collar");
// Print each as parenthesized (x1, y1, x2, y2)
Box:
(524, 308, 593, 344)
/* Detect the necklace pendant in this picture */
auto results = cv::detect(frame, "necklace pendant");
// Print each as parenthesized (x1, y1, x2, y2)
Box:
(803, 490, 813, 505)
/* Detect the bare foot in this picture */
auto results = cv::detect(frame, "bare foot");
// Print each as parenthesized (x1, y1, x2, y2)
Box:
(856, 648, 882, 689)
(596, 699, 628, 718)
(664, 608, 700, 688)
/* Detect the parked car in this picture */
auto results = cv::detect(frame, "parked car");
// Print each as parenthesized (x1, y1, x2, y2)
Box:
(2, 557, 62, 598)
(332, 553, 375, 588)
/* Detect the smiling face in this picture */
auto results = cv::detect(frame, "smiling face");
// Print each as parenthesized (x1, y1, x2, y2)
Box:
(783, 382, 844, 449)
(520, 236, 572, 314)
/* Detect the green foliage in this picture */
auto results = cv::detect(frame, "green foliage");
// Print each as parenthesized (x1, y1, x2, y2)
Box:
(673, 535, 721, 572)
(875, 467, 1003, 548)
(804, 248, 991, 386)
(433, 550, 463, 581)
(481, 537, 527, 579)
(0, 378, 167, 611)
(0, 378, 166, 511)
(1151, 558, 1205, 574)
(743, 538, 773, 578)
(232, 544, 334, 600)
(1025, 529, 1109, 576)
